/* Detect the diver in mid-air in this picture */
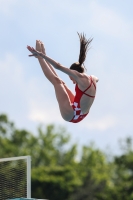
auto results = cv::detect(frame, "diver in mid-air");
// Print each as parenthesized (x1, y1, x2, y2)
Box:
(27, 33, 99, 123)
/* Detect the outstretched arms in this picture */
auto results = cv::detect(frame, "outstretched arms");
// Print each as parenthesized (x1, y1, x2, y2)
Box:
(35, 40, 58, 76)
(27, 42, 81, 82)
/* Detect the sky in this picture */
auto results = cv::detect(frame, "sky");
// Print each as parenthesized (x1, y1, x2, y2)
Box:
(0, 0, 133, 155)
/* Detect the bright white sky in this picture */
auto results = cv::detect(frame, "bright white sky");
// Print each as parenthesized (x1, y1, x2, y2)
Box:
(0, 0, 133, 154)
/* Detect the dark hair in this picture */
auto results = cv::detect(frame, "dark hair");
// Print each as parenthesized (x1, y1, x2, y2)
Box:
(70, 32, 93, 73)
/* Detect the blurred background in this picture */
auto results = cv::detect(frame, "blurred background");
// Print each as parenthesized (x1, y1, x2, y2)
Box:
(0, 0, 133, 199)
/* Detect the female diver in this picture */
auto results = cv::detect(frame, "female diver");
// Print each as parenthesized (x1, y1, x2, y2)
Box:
(27, 33, 99, 123)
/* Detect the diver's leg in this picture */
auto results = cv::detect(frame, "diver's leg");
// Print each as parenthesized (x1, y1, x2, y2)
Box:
(38, 58, 74, 121)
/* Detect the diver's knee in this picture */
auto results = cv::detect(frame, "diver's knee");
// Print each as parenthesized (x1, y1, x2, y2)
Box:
(54, 76, 63, 85)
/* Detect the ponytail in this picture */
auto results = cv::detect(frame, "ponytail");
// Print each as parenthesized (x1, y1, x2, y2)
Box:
(70, 32, 93, 73)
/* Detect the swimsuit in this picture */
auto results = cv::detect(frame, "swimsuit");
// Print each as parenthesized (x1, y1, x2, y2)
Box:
(70, 76, 96, 123)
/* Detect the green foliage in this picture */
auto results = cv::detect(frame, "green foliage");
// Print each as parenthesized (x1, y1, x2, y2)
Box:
(32, 165, 82, 200)
(0, 114, 81, 200)
(1, 113, 133, 200)
(68, 144, 114, 200)
(108, 138, 133, 200)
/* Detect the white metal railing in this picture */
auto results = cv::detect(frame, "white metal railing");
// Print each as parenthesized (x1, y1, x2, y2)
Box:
(0, 155, 31, 198)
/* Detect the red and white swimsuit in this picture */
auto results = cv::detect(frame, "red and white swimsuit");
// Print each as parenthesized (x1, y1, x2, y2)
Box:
(70, 76, 96, 123)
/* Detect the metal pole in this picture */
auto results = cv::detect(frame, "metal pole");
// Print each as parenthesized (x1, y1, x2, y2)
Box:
(27, 156, 31, 198)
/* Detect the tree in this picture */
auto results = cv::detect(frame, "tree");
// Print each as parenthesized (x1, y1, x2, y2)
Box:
(0, 114, 81, 199)
(2, 114, 133, 200)
(108, 138, 133, 200)
(32, 165, 82, 200)
(68, 144, 114, 200)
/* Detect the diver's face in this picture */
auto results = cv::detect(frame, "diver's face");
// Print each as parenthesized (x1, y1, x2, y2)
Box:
(69, 76, 76, 84)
